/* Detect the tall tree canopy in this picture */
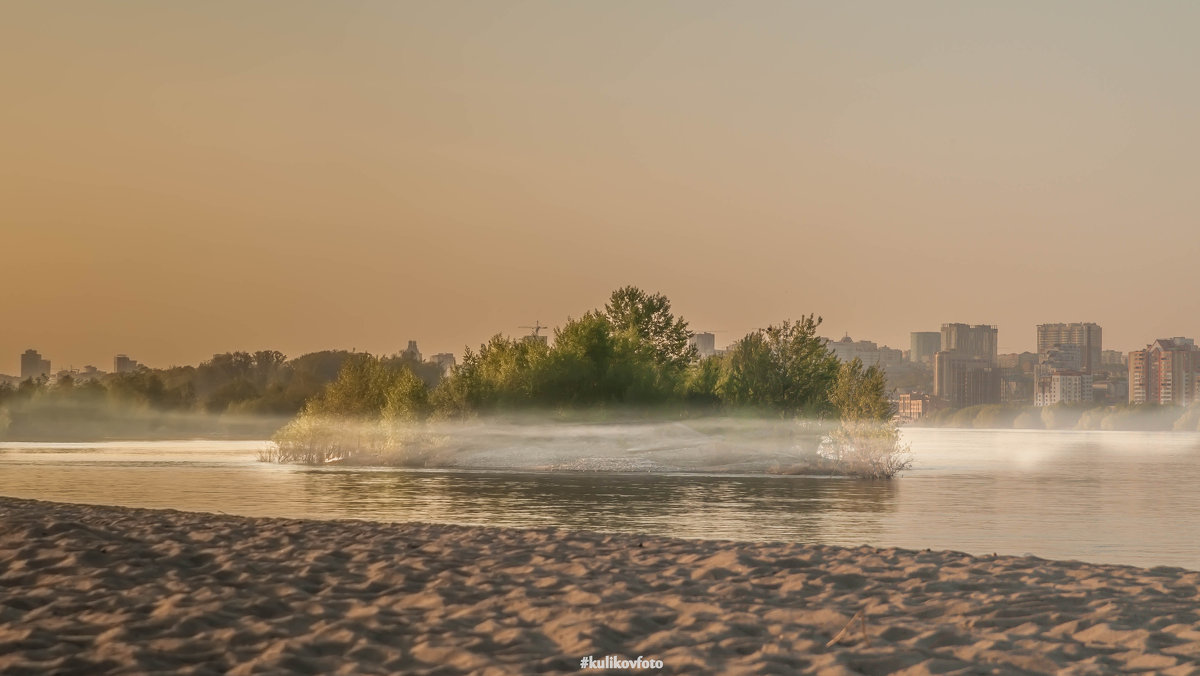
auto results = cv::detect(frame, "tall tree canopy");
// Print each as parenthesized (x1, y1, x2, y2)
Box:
(603, 286, 697, 372)
(721, 315, 840, 416)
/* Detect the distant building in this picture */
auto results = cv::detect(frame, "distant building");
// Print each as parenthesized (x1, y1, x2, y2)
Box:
(1100, 350, 1126, 367)
(429, 353, 457, 373)
(78, 365, 104, 381)
(113, 354, 143, 373)
(400, 340, 422, 362)
(934, 350, 1000, 408)
(689, 332, 717, 358)
(19, 349, 51, 381)
(909, 332, 941, 364)
(826, 335, 904, 369)
(895, 392, 937, 423)
(940, 324, 997, 365)
(1000, 373, 1033, 405)
(1037, 344, 1083, 375)
(998, 351, 1038, 373)
(1034, 371, 1093, 407)
(1092, 376, 1127, 405)
(1036, 323, 1102, 374)
(1128, 338, 1200, 406)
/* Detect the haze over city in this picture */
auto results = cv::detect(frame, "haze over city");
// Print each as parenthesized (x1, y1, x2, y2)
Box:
(12, 3, 1200, 674)
(6, 2, 1200, 369)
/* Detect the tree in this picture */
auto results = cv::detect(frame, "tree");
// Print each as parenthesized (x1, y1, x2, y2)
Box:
(826, 358, 910, 479)
(721, 316, 840, 416)
(683, 355, 728, 407)
(828, 358, 892, 422)
(537, 312, 617, 405)
(305, 354, 429, 420)
(204, 379, 261, 413)
(603, 286, 697, 372)
(431, 335, 549, 415)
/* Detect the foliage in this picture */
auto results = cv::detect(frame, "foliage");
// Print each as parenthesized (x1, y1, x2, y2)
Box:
(683, 355, 728, 407)
(431, 334, 550, 415)
(266, 287, 903, 476)
(824, 359, 911, 479)
(303, 353, 429, 421)
(603, 286, 697, 373)
(829, 358, 892, 422)
(0, 349, 364, 440)
(720, 316, 840, 416)
(433, 290, 700, 414)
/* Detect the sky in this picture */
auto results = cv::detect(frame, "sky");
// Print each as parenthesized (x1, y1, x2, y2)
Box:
(4, 2, 1200, 373)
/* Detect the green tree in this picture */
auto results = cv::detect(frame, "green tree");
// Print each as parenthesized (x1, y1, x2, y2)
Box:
(721, 316, 840, 416)
(305, 353, 429, 420)
(431, 335, 548, 415)
(603, 286, 697, 372)
(826, 357, 910, 479)
(682, 355, 728, 407)
(537, 312, 617, 405)
(828, 358, 892, 422)
(204, 379, 261, 413)
(108, 370, 194, 410)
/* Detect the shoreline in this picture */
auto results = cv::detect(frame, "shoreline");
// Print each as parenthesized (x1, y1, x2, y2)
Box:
(3, 497, 1200, 674)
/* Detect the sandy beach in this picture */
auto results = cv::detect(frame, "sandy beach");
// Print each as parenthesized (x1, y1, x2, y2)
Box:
(2, 497, 1199, 674)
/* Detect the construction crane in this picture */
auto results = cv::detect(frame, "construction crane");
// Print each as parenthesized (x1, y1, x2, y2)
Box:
(519, 321, 548, 337)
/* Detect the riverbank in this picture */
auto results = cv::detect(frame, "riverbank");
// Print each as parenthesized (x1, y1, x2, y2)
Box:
(2, 497, 1199, 674)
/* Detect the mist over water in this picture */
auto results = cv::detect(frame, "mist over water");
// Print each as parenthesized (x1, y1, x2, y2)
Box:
(284, 416, 844, 473)
(4, 428, 1200, 569)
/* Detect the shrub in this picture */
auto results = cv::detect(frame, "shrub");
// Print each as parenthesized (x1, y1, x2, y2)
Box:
(826, 358, 912, 479)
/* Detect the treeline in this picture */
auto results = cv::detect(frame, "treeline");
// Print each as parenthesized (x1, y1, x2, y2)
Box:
(915, 402, 1200, 432)
(296, 286, 879, 422)
(273, 287, 908, 477)
(0, 350, 437, 440)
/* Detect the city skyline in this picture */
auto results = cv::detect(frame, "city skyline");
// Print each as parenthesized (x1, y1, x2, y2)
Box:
(3, 317, 1188, 377)
(6, 3, 1200, 370)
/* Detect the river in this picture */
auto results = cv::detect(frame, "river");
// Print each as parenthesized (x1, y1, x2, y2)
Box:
(2, 428, 1198, 569)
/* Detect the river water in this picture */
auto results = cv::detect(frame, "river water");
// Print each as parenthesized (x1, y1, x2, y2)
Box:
(2, 428, 1198, 569)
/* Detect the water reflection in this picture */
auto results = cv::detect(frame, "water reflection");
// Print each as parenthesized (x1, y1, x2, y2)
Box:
(4, 431, 1200, 569)
(289, 470, 897, 541)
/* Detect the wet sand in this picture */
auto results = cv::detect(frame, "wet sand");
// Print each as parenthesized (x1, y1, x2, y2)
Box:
(2, 496, 1199, 674)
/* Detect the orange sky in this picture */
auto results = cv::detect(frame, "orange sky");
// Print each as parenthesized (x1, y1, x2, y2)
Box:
(4, 2, 1200, 372)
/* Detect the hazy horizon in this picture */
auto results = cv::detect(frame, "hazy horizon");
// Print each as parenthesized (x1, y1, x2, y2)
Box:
(6, 2, 1200, 372)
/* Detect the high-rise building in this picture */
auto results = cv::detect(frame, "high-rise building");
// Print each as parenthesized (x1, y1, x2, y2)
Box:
(940, 324, 998, 365)
(689, 332, 717, 358)
(19, 349, 51, 381)
(1128, 338, 1200, 406)
(1036, 323, 1102, 374)
(1034, 371, 1093, 407)
(934, 351, 1000, 408)
(909, 332, 941, 364)
(1038, 344, 1083, 373)
(113, 354, 142, 373)
(933, 324, 1001, 408)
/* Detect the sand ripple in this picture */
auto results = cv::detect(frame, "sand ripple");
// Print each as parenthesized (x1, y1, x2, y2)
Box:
(2, 497, 1199, 674)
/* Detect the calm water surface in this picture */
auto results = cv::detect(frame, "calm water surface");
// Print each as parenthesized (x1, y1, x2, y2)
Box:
(2, 429, 1199, 569)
